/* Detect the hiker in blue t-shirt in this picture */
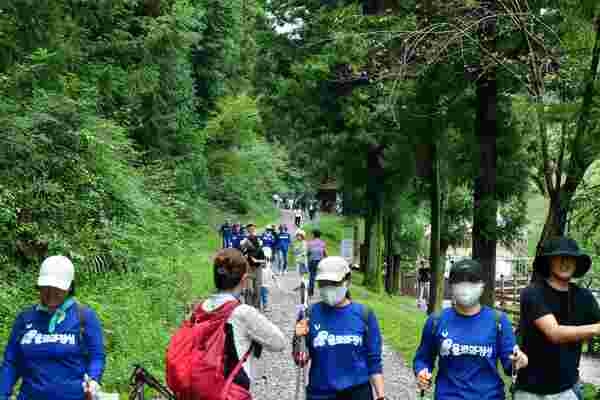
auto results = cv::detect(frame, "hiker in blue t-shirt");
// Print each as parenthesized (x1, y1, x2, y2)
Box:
(261, 225, 278, 250)
(413, 259, 529, 400)
(275, 225, 291, 275)
(294, 257, 386, 400)
(0, 256, 106, 400)
(231, 223, 243, 250)
(220, 220, 233, 248)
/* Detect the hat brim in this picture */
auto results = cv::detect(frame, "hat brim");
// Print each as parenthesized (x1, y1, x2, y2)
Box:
(315, 271, 346, 282)
(533, 253, 591, 279)
(37, 276, 71, 291)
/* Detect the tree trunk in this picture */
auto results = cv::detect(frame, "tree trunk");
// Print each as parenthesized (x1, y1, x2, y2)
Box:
(428, 143, 444, 313)
(363, 147, 385, 292)
(533, 19, 600, 274)
(471, 0, 498, 307)
(353, 220, 360, 266)
(531, 186, 575, 282)
(391, 254, 401, 294)
(364, 0, 401, 15)
(538, 191, 567, 248)
(362, 216, 372, 274)
(473, 90, 498, 306)
(384, 215, 395, 294)
(365, 205, 384, 291)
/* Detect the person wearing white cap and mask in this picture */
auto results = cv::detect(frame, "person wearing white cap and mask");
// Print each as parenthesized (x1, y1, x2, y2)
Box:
(413, 259, 528, 400)
(294, 256, 386, 400)
(0, 256, 106, 400)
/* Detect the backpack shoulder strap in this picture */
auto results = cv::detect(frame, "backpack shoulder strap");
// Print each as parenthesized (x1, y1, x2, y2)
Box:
(428, 311, 444, 359)
(360, 303, 372, 335)
(18, 305, 38, 341)
(493, 309, 503, 349)
(76, 302, 91, 359)
(77, 302, 87, 340)
(430, 311, 442, 336)
(494, 310, 502, 329)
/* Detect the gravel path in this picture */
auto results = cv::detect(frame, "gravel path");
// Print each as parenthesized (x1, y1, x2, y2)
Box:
(251, 210, 417, 400)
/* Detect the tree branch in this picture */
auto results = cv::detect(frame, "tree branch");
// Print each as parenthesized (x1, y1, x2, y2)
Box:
(566, 17, 600, 187)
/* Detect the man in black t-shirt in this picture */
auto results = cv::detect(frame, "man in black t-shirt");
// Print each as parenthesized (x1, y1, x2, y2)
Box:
(516, 237, 600, 400)
(417, 263, 431, 309)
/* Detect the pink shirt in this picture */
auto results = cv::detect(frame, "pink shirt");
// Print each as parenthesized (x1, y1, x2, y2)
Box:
(307, 239, 326, 262)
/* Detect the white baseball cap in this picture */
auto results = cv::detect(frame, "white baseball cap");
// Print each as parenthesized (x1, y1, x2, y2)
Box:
(37, 256, 75, 291)
(316, 256, 351, 282)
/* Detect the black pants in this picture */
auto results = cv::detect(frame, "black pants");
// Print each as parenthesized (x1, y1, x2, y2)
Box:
(308, 383, 374, 400)
(308, 260, 320, 297)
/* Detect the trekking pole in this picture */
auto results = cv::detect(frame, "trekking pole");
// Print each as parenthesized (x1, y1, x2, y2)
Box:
(511, 346, 519, 400)
(293, 281, 309, 400)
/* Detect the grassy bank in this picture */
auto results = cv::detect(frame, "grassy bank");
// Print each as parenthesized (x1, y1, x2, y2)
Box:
(0, 200, 276, 396)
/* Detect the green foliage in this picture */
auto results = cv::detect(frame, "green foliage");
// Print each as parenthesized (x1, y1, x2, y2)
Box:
(204, 94, 290, 213)
(0, 0, 291, 394)
(0, 0, 286, 267)
(387, 192, 428, 261)
(571, 160, 600, 254)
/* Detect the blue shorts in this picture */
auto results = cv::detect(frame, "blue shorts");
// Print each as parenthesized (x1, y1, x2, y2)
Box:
(298, 263, 308, 274)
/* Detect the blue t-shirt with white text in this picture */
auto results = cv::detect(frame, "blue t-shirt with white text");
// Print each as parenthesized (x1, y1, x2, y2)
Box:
(413, 306, 515, 400)
(276, 232, 291, 251)
(306, 302, 382, 399)
(0, 303, 105, 400)
(261, 230, 277, 248)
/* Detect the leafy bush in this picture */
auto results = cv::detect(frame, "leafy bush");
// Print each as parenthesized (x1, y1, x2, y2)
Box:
(205, 95, 289, 213)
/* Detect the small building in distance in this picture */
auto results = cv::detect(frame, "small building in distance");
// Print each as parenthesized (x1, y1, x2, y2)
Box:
(317, 178, 338, 213)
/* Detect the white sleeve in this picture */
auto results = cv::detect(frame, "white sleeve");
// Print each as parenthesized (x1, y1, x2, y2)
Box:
(233, 305, 286, 352)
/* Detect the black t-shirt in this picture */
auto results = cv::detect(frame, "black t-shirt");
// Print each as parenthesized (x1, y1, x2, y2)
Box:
(242, 236, 264, 268)
(517, 280, 600, 394)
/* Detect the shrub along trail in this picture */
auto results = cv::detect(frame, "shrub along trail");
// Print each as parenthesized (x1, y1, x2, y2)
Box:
(250, 210, 418, 400)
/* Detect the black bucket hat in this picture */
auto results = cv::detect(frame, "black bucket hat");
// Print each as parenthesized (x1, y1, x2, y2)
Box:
(533, 237, 591, 278)
(449, 259, 483, 284)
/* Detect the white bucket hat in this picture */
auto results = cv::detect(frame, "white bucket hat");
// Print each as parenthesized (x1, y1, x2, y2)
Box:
(315, 256, 351, 282)
(37, 256, 75, 291)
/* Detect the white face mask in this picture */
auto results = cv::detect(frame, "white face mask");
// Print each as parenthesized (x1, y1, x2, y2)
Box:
(452, 282, 484, 307)
(319, 285, 348, 306)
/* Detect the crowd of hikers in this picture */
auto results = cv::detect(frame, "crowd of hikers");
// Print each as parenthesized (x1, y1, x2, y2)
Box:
(1, 224, 599, 400)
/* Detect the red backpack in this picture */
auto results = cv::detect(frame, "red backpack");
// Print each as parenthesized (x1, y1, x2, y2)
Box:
(166, 300, 253, 400)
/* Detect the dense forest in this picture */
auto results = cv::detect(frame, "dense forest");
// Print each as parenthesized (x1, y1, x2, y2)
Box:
(1, 0, 600, 393)
(258, 0, 600, 308)
(0, 0, 302, 389)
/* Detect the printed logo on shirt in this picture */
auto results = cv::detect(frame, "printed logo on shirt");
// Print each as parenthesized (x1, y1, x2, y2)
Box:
(313, 330, 363, 348)
(20, 329, 77, 346)
(439, 337, 493, 358)
(314, 324, 321, 331)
